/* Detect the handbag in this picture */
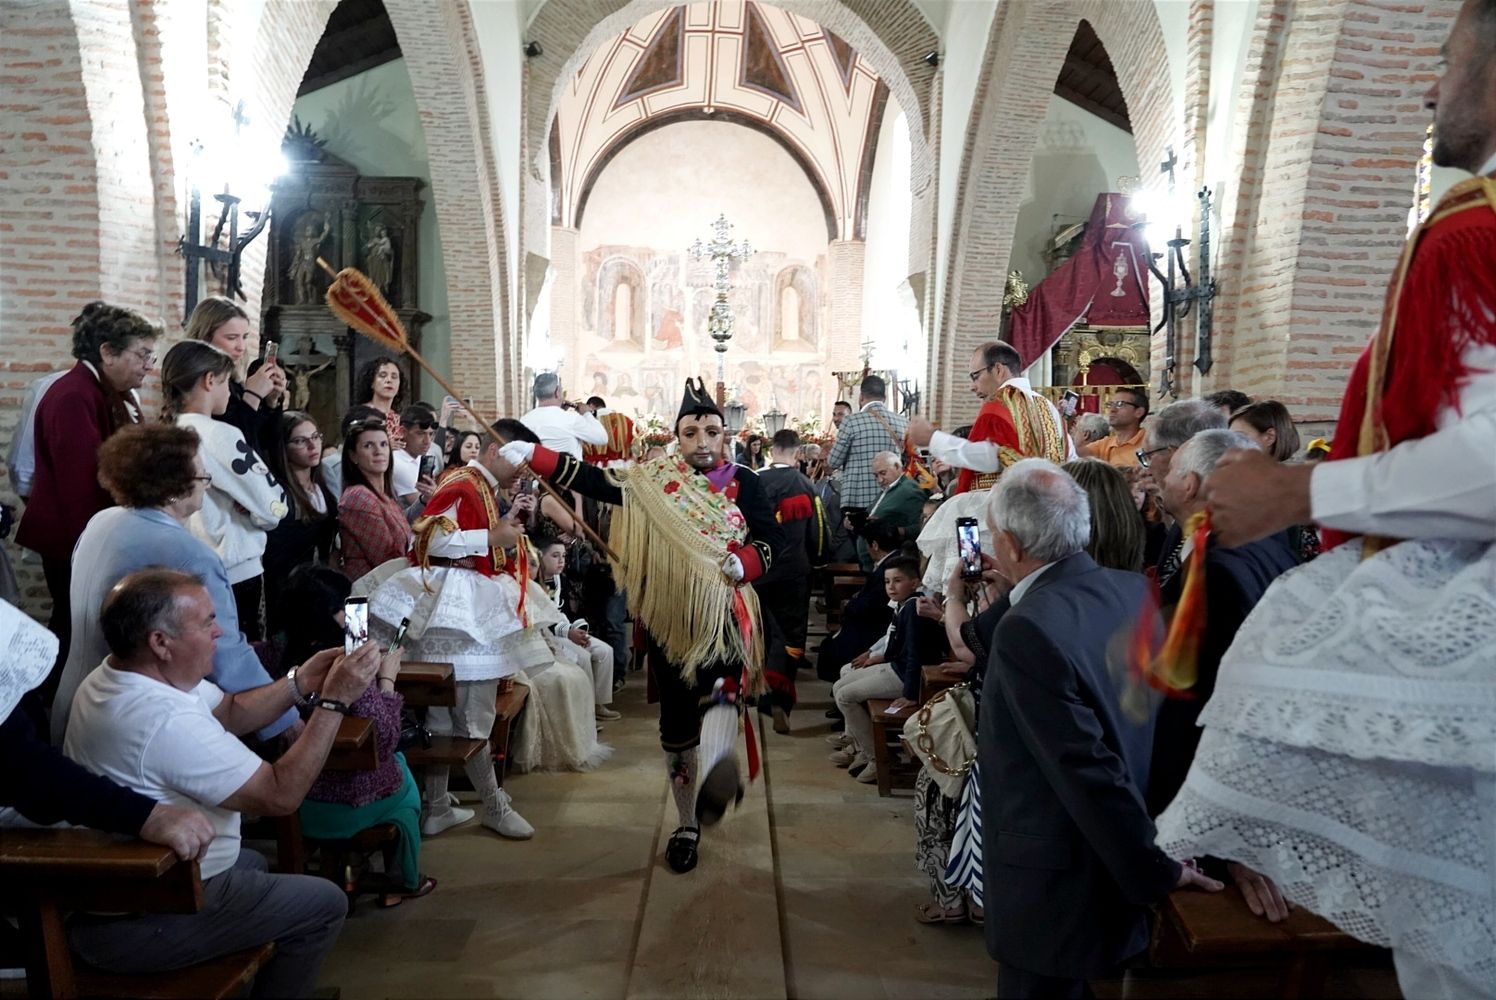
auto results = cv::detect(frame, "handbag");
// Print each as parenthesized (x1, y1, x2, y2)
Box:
(396, 708, 432, 753)
(903, 682, 977, 798)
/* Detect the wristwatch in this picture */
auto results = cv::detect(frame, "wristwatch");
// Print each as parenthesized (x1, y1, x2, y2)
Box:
(312, 696, 351, 715)
(286, 667, 312, 708)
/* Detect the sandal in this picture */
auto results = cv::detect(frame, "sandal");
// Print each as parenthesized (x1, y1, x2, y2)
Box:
(666, 826, 700, 874)
(914, 901, 967, 924)
(379, 875, 438, 908)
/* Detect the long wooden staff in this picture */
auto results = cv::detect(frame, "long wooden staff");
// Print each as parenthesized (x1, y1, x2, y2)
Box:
(316, 258, 617, 560)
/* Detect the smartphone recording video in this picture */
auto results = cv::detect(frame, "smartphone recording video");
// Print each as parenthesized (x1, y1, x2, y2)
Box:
(956, 517, 983, 579)
(343, 597, 369, 654)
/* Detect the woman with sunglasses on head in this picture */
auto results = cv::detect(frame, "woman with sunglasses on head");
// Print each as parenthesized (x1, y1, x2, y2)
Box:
(50, 423, 298, 746)
(162, 341, 289, 642)
(262, 411, 340, 636)
(337, 418, 413, 583)
(184, 296, 287, 456)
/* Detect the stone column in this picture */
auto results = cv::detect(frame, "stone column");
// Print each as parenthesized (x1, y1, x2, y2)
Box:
(549, 226, 579, 385)
(826, 239, 866, 374)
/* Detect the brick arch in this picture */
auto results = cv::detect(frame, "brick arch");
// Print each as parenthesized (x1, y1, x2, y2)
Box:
(932, 0, 1176, 422)
(524, 0, 939, 284)
(1205, 0, 1452, 420)
(242, 0, 516, 413)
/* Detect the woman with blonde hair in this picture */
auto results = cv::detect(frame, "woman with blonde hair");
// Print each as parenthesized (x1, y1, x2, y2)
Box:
(162, 340, 288, 639)
(184, 296, 286, 452)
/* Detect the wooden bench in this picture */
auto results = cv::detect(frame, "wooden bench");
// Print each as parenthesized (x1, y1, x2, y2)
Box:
(406, 668, 528, 791)
(866, 698, 919, 796)
(1149, 886, 1386, 998)
(1, 829, 275, 999)
(323, 715, 376, 771)
(394, 660, 457, 706)
(826, 570, 866, 629)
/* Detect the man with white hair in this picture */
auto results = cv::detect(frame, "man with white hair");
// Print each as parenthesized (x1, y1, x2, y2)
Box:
(519, 372, 608, 459)
(857, 450, 925, 569)
(1147, 431, 1299, 831)
(977, 459, 1220, 998)
(1135, 398, 1226, 486)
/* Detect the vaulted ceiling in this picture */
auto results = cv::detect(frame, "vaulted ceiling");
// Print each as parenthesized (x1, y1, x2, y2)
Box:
(551, 0, 889, 241)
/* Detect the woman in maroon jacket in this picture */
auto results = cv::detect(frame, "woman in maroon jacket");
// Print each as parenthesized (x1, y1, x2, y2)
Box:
(15, 302, 159, 696)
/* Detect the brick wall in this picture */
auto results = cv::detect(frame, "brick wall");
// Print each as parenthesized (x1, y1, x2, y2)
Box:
(934, 0, 1178, 422)
(1209, 0, 1453, 420)
(385, 0, 515, 416)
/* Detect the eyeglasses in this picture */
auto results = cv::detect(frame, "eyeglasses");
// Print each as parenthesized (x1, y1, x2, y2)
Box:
(1106, 400, 1141, 410)
(122, 345, 157, 365)
(967, 364, 995, 383)
(1134, 446, 1172, 469)
(288, 432, 324, 447)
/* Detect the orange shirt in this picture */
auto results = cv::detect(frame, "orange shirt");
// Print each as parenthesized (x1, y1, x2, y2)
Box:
(1087, 425, 1146, 467)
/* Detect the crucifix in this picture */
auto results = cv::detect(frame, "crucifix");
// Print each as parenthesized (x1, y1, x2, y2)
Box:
(1144, 146, 1217, 399)
(689, 215, 753, 405)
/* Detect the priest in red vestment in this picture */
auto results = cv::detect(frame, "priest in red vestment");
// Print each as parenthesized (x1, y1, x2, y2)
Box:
(908, 340, 1072, 592)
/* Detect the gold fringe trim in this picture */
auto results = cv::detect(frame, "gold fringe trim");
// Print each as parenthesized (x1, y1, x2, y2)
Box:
(607, 460, 765, 689)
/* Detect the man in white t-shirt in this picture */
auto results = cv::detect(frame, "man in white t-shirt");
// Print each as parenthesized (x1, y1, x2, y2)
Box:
(520, 372, 608, 459)
(63, 568, 381, 997)
(391, 404, 440, 516)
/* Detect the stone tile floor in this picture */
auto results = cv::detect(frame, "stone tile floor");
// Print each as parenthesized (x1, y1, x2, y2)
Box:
(316, 665, 995, 1000)
(317, 658, 1399, 1000)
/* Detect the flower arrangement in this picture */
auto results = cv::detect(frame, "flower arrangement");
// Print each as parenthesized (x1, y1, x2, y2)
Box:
(635, 413, 674, 455)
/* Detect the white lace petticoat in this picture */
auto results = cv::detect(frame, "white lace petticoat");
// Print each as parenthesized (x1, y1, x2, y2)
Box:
(1157, 537, 1496, 993)
(356, 560, 567, 682)
(917, 489, 992, 594)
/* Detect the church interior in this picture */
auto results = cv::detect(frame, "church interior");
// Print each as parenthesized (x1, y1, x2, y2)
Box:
(0, 0, 1488, 997)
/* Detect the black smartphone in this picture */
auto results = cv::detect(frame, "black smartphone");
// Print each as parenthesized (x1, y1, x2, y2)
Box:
(343, 597, 369, 654)
(419, 454, 437, 480)
(1060, 389, 1080, 417)
(956, 517, 983, 579)
(515, 477, 536, 525)
(389, 616, 410, 651)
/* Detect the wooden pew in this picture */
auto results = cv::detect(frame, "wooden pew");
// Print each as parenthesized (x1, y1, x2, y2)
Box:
(395, 660, 489, 777)
(825, 566, 866, 629)
(1149, 886, 1386, 999)
(866, 698, 919, 796)
(323, 715, 376, 771)
(1, 829, 275, 999)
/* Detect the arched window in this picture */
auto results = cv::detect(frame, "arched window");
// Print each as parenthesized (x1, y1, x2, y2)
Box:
(780, 286, 800, 343)
(613, 283, 633, 342)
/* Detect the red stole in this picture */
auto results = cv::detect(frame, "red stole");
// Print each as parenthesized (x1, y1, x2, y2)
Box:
(954, 387, 1066, 494)
(1322, 177, 1496, 550)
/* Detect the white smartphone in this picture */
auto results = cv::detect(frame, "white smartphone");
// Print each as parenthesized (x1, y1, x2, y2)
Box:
(343, 597, 369, 654)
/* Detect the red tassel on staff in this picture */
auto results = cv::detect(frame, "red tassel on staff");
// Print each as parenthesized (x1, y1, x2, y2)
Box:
(1155, 511, 1211, 695)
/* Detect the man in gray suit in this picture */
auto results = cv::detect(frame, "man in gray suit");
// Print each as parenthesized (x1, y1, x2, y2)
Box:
(977, 460, 1221, 998)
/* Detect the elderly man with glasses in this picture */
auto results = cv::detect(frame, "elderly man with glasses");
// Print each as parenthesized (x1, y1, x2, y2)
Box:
(1079, 387, 1150, 468)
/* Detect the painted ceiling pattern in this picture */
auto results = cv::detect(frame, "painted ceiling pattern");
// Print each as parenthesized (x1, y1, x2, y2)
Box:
(552, 0, 886, 240)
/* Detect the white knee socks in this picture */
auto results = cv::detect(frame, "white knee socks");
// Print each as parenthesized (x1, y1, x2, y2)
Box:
(667, 748, 698, 829)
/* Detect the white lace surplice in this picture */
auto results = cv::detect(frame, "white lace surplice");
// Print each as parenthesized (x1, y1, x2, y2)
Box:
(1158, 335, 1496, 994)
(1156, 536, 1496, 992)
(917, 488, 992, 594)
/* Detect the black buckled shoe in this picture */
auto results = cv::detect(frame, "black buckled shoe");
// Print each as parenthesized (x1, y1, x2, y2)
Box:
(695, 757, 745, 827)
(666, 826, 700, 874)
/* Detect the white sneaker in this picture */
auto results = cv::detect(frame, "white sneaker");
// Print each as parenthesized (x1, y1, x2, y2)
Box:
(825, 733, 852, 747)
(483, 803, 535, 840)
(595, 706, 622, 721)
(854, 760, 879, 784)
(421, 805, 475, 837)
